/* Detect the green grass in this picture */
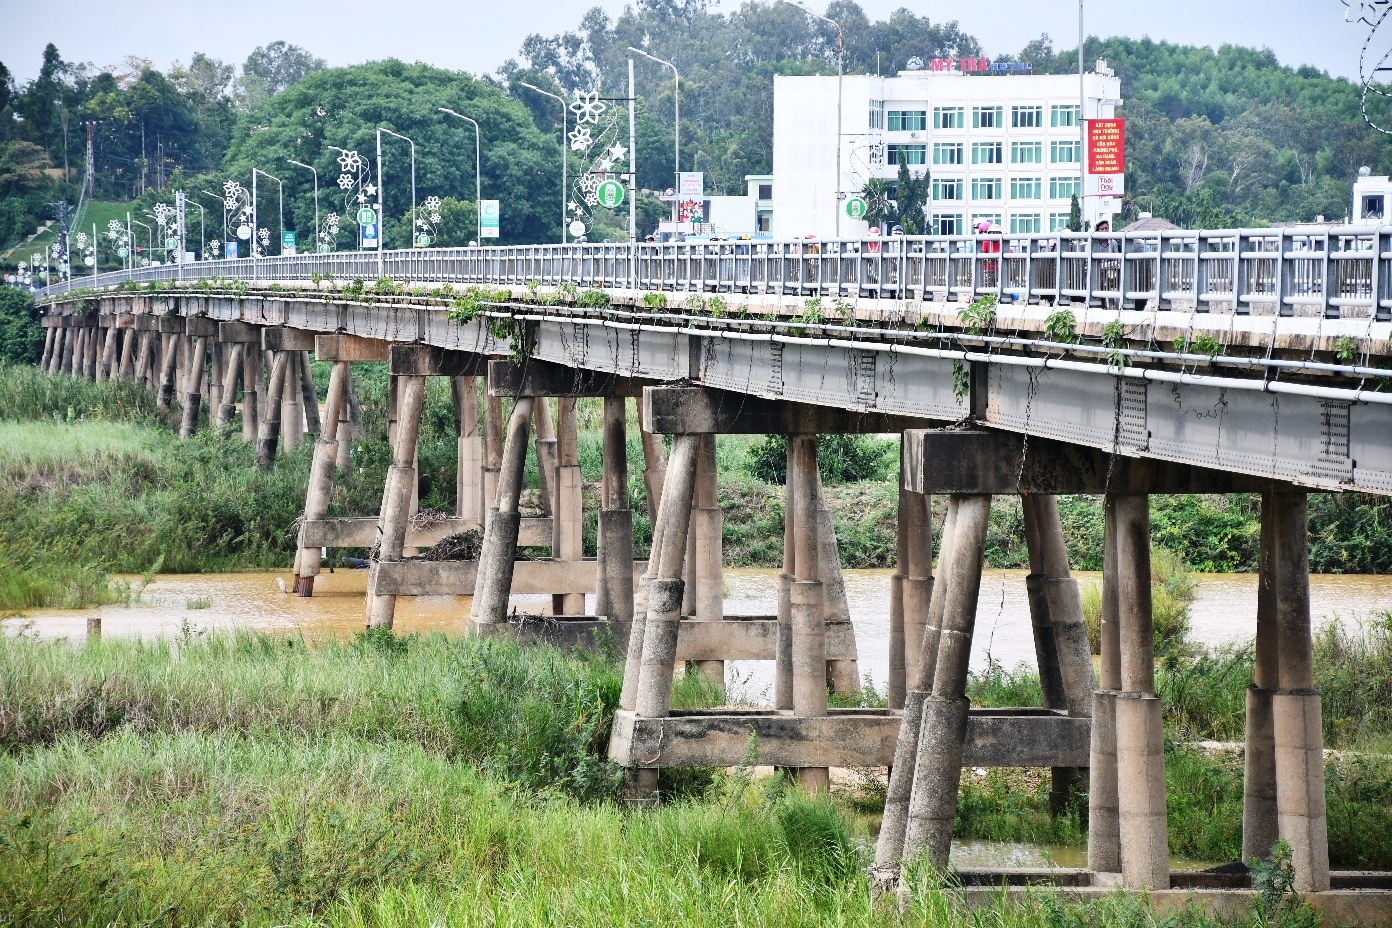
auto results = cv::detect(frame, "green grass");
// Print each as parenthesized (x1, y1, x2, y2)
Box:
(2, 200, 146, 270)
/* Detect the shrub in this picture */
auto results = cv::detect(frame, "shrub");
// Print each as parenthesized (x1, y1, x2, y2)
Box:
(745, 433, 895, 485)
(0, 287, 41, 364)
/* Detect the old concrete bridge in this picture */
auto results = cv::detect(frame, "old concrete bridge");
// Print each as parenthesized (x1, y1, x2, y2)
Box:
(34, 227, 1392, 913)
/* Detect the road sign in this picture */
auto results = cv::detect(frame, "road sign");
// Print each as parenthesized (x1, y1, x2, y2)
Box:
(845, 197, 868, 220)
(596, 180, 624, 209)
(282, 231, 297, 256)
(117, 247, 129, 258)
(356, 207, 377, 226)
(678, 172, 704, 197)
(415, 233, 432, 247)
(480, 199, 500, 238)
(361, 222, 379, 248)
(165, 237, 178, 250)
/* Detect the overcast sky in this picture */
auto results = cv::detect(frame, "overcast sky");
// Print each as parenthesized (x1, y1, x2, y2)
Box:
(0, 1, 1372, 85)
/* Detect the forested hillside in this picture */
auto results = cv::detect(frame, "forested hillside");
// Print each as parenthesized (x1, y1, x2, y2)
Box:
(1, 1, 1388, 258)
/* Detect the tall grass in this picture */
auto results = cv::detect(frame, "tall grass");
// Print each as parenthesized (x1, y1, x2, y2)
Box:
(1080, 545, 1197, 660)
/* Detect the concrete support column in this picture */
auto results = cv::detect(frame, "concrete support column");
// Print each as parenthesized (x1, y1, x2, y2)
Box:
(640, 426, 667, 526)
(788, 435, 829, 794)
(40, 325, 56, 370)
(902, 494, 991, 871)
(631, 432, 701, 797)
(240, 346, 260, 442)
(900, 485, 933, 701)
(813, 466, 861, 695)
(208, 340, 224, 413)
(363, 375, 427, 630)
(534, 396, 557, 518)
(179, 337, 207, 439)
(97, 324, 118, 382)
(133, 331, 154, 386)
(1243, 493, 1280, 861)
(1088, 496, 1125, 874)
(72, 328, 89, 377)
(469, 398, 536, 629)
(482, 392, 504, 515)
(255, 351, 293, 470)
(157, 334, 181, 409)
(299, 352, 321, 434)
(282, 351, 305, 452)
(553, 398, 584, 616)
(83, 325, 99, 380)
(1111, 493, 1169, 891)
(775, 440, 799, 712)
(60, 324, 76, 374)
(598, 395, 635, 629)
(453, 377, 483, 524)
(621, 413, 672, 713)
(1271, 491, 1330, 893)
(117, 328, 137, 380)
(215, 344, 244, 427)
(46, 325, 65, 375)
(1022, 494, 1094, 813)
(336, 369, 358, 471)
(876, 496, 957, 879)
(690, 434, 725, 689)
(294, 361, 350, 595)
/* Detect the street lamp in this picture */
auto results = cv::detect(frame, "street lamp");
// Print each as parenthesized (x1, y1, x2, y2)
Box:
(377, 127, 416, 249)
(287, 158, 319, 252)
(252, 167, 284, 256)
(516, 83, 567, 244)
(781, 0, 844, 238)
(628, 47, 680, 223)
(437, 108, 482, 244)
(131, 219, 153, 265)
(196, 189, 229, 246)
(189, 200, 205, 259)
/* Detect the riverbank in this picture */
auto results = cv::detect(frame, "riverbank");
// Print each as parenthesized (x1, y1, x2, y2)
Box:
(3, 629, 1387, 927)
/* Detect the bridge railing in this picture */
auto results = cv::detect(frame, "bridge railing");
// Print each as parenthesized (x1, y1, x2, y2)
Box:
(37, 226, 1392, 321)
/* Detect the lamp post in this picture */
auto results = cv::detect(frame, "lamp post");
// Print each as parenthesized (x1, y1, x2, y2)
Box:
(1078, 0, 1087, 231)
(782, 0, 844, 238)
(516, 83, 567, 244)
(377, 127, 416, 249)
(189, 201, 205, 259)
(197, 189, 229, 246)
(437, 108, 482, 244)
(253, 167, 284, 256)
(287, 158, 319, 251)
(628, 47, 680, 224)
(132, 219, 152, 266)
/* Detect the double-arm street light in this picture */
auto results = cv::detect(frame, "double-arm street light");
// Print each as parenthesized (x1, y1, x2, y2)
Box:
(252, 167, 284, 256)
(437, 108, 482, 244)
(377, 127, 416, 249)
(131, 218, 152, 264)
(287, 159, 319, 251)
(781, 0, 844, 238)
(516, 83, 567, 244)
(195, 189, 229, 251)
(627, 47, 680, 223)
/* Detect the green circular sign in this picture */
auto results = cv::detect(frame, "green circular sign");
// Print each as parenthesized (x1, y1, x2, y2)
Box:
(165, 237, 178, 250)
(415, 233, 432, 247)
(596, 180, 625, 209)
(845, 197, 869, 220)
(356, 207, 378, 226)
(117, 247, 129, 258)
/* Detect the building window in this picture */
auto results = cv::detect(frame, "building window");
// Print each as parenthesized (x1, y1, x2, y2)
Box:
(758, 215, 771, 233)
(933, 142, 964, 165)
(1011, 141, 1043, 165)
(887, 144, 927, 166)
(869, 99, 885, 130)
(933, 214, 964, 235)
(1050, 176, 1081, 199)
(934, 106, 964, 130)
(1051, 104, 1080, 128)
(971, 213, 1002, 230)
(972, 177, 1003, 201)
(1011, 213, 1042, 234)
(973, 106, 1003, 129)
(1051, 140, 1080, 164)
(887, 109, 927, 132)
(932, 178, 964, 201)
(1012, 105, 1044, 129)
(1049, 211, 1073, 232)
(1011, 177, 1042, 199)
(758, 184, 772, 200)
(972, 142, 1003, 165)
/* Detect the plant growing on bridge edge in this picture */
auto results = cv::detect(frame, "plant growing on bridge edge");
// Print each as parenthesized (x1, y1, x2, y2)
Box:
(577, 289, 611, 310)
(952, 360, 971, 405)
(1333, 335, 1361, 364)
(707, 296, 727, 318)
(641, 292, 667, 311)
(371, 277, 400, 297)
(1102, 319, 1129, 368)
(1174, 334, 1222, 360)
(959, 294, 996, 336)
(1043, 309, 1079, 345)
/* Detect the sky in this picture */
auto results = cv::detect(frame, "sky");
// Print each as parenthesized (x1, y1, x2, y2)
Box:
(0, 0, 1375, 85)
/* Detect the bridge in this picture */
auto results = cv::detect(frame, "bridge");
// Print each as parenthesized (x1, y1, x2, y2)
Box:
(32, 225, 1392, 912)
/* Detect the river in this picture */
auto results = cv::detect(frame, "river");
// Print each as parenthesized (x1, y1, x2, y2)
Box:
(7, 567, 1391, 701)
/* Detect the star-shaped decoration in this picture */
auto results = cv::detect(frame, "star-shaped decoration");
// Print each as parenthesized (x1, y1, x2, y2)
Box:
(364, 184, 377, 197)
(606, 143, 628, 163)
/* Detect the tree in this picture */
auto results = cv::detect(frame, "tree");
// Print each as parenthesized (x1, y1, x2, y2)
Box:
(1068, 194, 1082, 232)
(239, 42, 326, 103)
(893, 157, 928, 235)
(860, 177, 895, 229)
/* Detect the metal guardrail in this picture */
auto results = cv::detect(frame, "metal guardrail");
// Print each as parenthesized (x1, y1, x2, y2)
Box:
(36, 227, 1392, 321)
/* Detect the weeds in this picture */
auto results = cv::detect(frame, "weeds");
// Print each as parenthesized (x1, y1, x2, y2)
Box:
(1043, 308, 1079, 344)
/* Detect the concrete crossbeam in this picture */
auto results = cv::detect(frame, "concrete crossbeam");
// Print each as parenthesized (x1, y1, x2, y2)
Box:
(217, 321, 263, 343)
(642, 385, 926, 435)
(261, 326, 318, 352)
(388, 344, 489, 377)
(300, 515, 552, 549)
(185, 317, 217, 337)
(314, 333, 390, 362)
(157, 316, 187, 334)
(371, 557, 650, 597)
(487, 358, 649, 397)
(675, 617, 857, 662)
(904, 429, 1289, 495)
(608, 708, 1091, 769)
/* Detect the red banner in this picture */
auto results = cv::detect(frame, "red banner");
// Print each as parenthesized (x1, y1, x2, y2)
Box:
(1087, 118, 1125, 175)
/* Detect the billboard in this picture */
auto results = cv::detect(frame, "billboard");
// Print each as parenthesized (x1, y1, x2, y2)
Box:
(1087, 118, 1125, 197)
(480, 200, 500, 238)
(678, 172, 704, 198)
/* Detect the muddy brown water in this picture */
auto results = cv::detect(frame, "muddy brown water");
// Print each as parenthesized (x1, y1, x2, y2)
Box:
(13, 567, 1381, 871)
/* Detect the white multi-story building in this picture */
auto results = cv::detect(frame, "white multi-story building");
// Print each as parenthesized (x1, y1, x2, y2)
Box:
(771, 61, 1123, 239)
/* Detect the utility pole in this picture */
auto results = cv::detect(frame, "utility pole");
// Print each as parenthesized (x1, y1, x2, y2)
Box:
(1079, 0, 1087, 231)
(84, 122, 95, 199)
(628, 58, 637, 251)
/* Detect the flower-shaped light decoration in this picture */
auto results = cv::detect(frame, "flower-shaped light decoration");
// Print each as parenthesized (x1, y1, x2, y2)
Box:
(569, 125, 593, 151)
(107, 219, 124, 241)
(337, 173, 355, 190)
(337, 149, 363, 173)
(570, 90, 607, 125)
(258, 228, 270, 246)
(413, 196, 443, 247)
(208, 239, 222, 258)
(1346, 0, 1392, 134)
(317, 212, 340, 252)
(334, 151, 374, 233)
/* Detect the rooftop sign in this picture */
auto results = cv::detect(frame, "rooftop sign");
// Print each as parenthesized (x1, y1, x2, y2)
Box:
(905, 56, 1032, 74)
